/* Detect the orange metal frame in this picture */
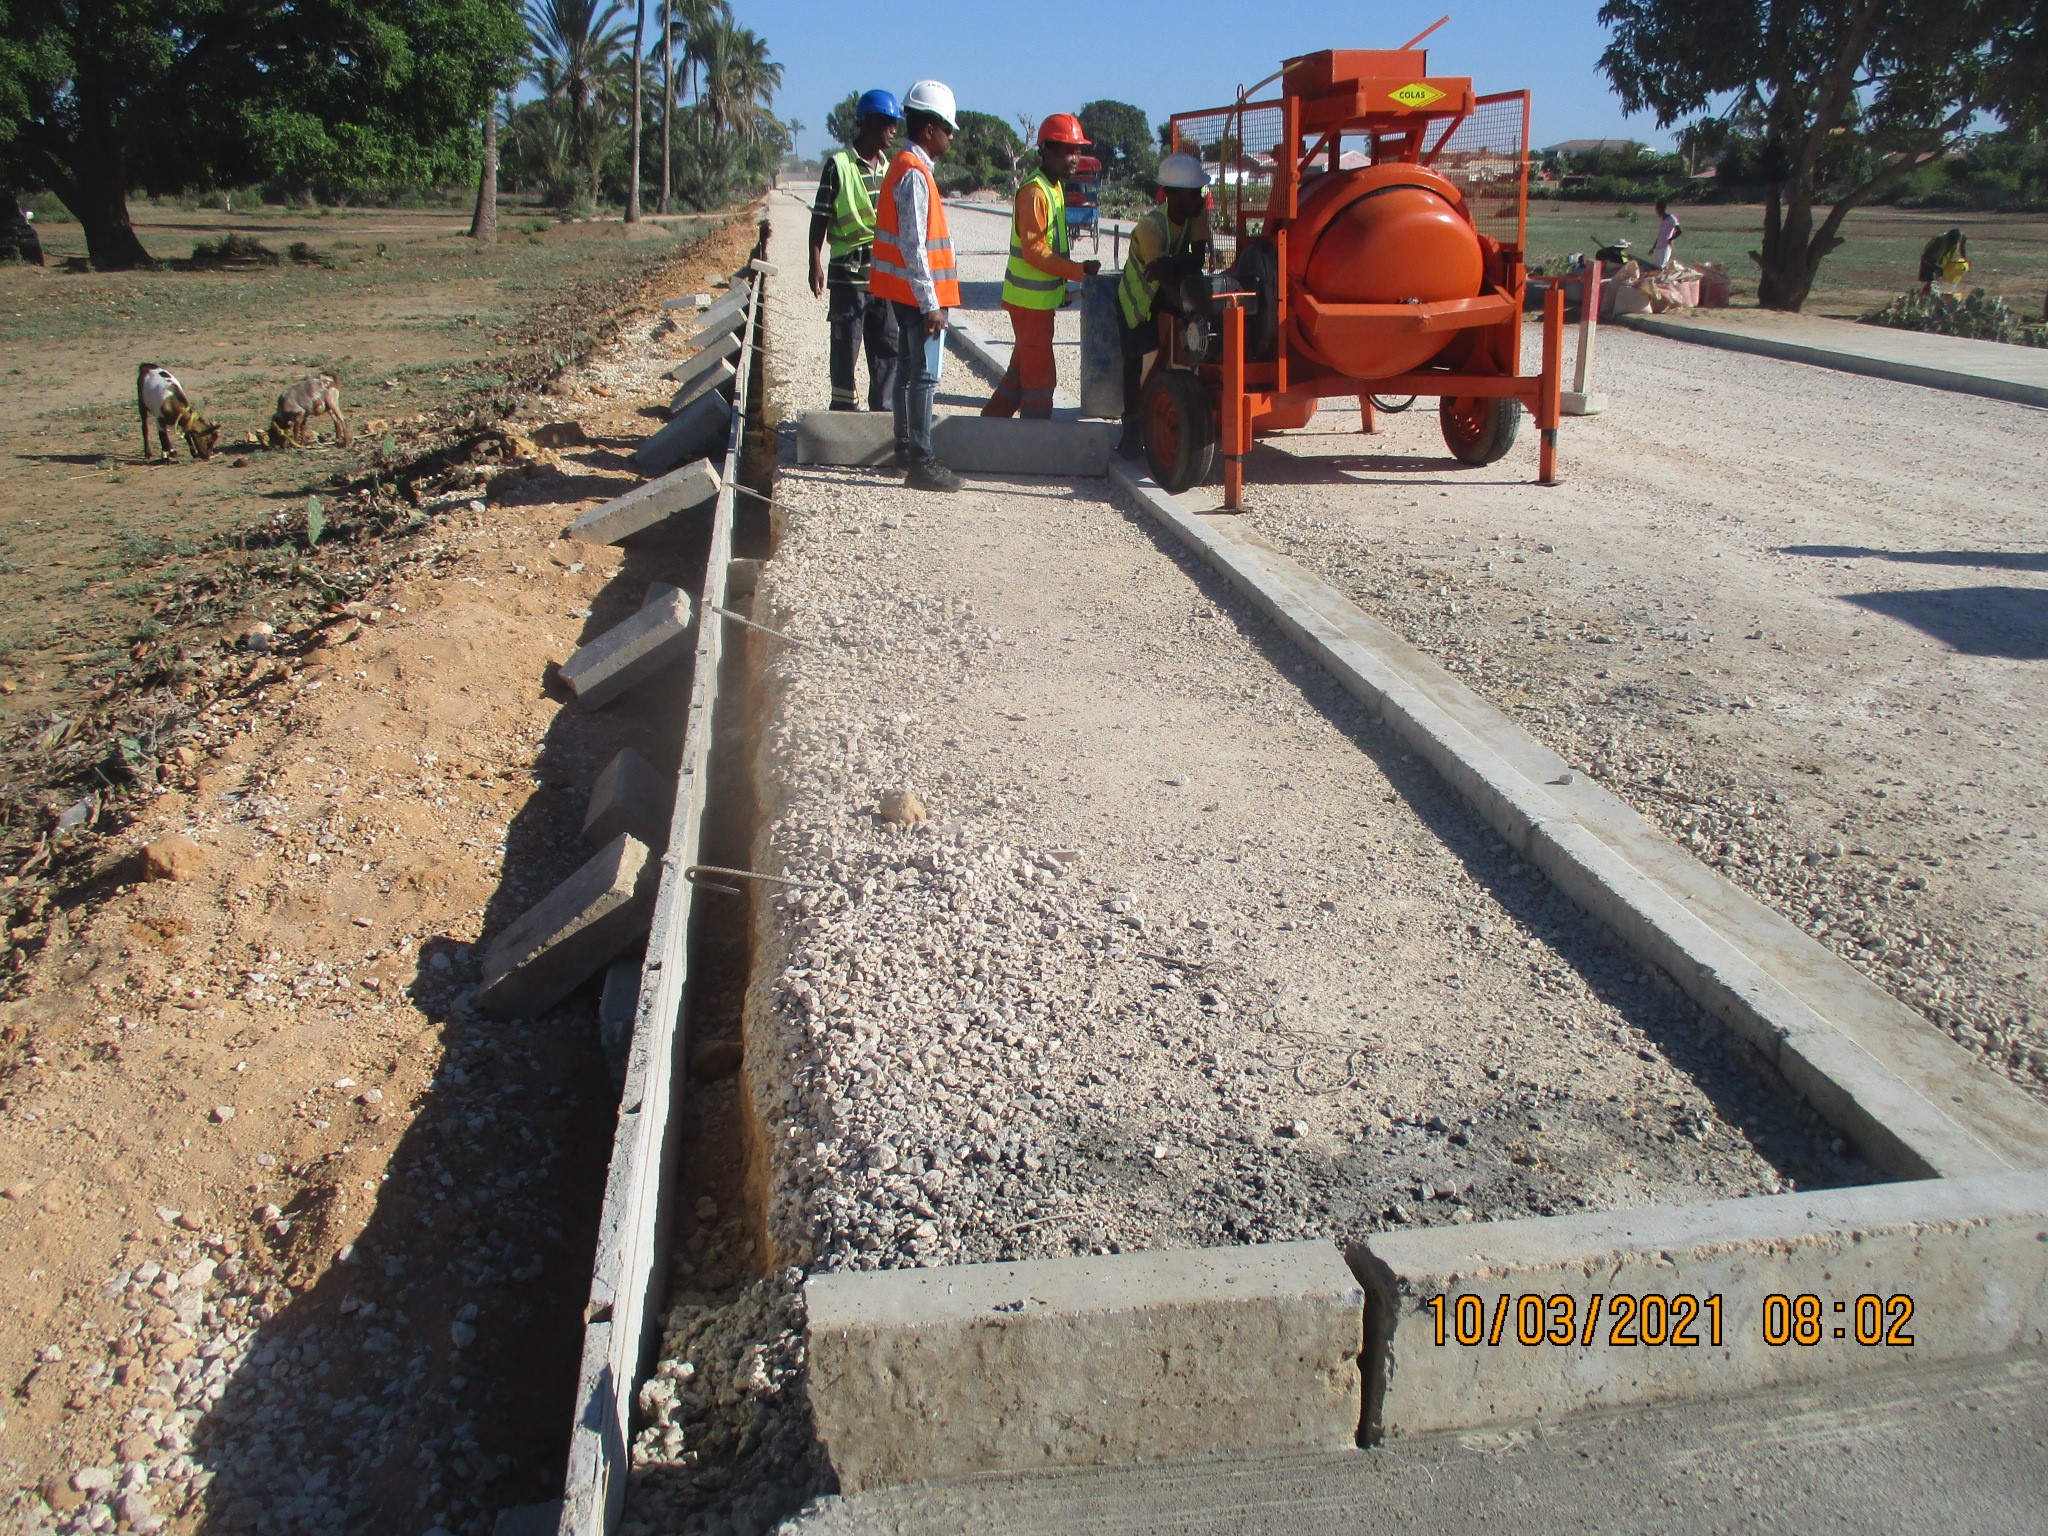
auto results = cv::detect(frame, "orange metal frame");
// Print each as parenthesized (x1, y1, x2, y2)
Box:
(1165, 51, 1564, 509)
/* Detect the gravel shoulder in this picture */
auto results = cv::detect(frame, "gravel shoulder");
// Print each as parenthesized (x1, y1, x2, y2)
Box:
(1229, 328, 2048, 1097)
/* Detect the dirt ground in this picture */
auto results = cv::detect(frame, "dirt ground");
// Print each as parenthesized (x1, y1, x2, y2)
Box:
(0, 205, 763, 1534)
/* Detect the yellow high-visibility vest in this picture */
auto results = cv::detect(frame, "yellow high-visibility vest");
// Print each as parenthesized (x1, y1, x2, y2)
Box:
(1001, 172, 1070, 311)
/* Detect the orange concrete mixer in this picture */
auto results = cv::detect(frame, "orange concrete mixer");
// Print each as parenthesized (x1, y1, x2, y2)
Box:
(1139, 30, 1567, 508)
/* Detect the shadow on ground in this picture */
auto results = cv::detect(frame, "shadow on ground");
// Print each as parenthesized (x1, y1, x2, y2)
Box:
(1843, 585, 2048, 660)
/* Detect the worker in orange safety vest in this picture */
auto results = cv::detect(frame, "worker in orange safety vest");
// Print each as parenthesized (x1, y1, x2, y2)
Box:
(872, 80, 965, 492)
(983, 113, 1102, 420)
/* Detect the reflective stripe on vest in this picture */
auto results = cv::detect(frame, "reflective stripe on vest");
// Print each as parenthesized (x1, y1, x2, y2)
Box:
(872, 150, 961, 310)
(1118, 208, 1195, 329)
(1001, 173, 1070, 310)
(826, 149, 882, 257)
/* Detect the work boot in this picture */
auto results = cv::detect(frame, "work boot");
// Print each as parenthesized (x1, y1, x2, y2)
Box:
(904, 457, 963, 493)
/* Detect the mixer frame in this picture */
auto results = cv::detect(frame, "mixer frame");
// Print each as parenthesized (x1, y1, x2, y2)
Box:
(1158, 45, 1566, 510)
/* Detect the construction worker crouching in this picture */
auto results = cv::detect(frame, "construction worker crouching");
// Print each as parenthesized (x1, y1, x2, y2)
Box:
(872, 80, 965, 493)
(983, 113, 1101, 420)
(809, 89, 903, 412)
(1118, 152, 1212, 459)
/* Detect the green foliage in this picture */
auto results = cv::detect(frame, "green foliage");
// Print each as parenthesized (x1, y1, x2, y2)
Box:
(1863, 287, 2048, 346)
(940, 111, 1024, 194)
(0, 0, 527, 267)
(304, 497, 326, 549)
(826, 91, 861, 148)
(1598, 0, 2048, 310)
(1077, 100, 1158, 188)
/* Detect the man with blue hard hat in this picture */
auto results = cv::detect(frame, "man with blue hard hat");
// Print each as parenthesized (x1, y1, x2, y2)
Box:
(810, 89, 903, 411)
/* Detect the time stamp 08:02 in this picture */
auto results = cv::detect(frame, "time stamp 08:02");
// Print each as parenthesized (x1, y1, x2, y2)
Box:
(1423, 1292, 1917, 1349)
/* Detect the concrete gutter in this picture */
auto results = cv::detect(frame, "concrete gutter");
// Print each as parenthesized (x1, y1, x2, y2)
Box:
(556, 267, 762, 1536)
(1355, 1171, 2048, 1439)
(1105, 462, 2048, 1180)
(1620, 312, 2048, 410)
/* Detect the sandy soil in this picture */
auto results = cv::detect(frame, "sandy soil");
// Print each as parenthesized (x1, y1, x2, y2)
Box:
(0, 212, 762, 1536)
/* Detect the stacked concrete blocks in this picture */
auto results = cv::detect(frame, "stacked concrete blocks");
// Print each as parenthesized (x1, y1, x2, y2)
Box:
(559, 588, 695, 709)
(567, 458, 720, 546)
(805, 1241, 1363, 1492)
(477, 833, 657, 1017)
(633, 391, 733, 476)
(690, 301, 749, 347)
(583, 746, 675, 851)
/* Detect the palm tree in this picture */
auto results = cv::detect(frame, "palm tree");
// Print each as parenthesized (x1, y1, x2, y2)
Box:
(658, 0, 674, 214)
(527, 0, 632, 208)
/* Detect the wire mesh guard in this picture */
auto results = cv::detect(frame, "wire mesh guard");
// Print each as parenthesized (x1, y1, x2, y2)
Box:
(1424, 92, 1529, 250)
(1170, 104, 1287, 237)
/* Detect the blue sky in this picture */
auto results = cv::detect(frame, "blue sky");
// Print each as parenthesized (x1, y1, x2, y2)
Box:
(704, 1, 1675, 155)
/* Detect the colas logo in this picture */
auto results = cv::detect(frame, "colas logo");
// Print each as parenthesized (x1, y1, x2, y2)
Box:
(1390, 82, 1446, 108)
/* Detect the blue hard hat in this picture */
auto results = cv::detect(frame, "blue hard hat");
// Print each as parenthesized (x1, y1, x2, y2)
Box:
(856, 89, 902, 123)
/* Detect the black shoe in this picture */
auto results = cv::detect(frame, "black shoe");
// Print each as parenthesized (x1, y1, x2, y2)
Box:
(829, 400, 858, 412)
(1115, 432, 1143, 461)
(904, 458, 963, 493)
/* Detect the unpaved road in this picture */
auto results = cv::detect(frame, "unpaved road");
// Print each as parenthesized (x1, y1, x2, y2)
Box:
(922, 187, 2047, 1098)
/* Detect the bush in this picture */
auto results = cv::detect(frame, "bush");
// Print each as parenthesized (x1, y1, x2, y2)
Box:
(189, 233, 282, 267)
(1861, 289, 2048, 348)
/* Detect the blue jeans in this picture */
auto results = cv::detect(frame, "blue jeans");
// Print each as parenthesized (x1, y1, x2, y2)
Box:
(890, 301, 939, 464)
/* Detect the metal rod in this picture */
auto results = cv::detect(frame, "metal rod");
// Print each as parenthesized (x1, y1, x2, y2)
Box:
(685, 863, 815, 890)
(712, 604, 808, 647)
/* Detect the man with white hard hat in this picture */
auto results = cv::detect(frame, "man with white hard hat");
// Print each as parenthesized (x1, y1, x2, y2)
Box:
(1116, 151, 1212, 459)
(871, 79, 965, 491)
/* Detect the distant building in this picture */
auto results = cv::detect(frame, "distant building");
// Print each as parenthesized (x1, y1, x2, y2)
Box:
(1540, 139, 1651, 157)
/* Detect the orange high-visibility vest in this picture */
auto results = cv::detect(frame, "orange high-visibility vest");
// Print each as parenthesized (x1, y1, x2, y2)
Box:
(872, 149, 961, 311)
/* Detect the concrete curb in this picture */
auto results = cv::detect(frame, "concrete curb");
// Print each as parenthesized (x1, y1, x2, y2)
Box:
(1620, 314, 2048, 410)
(1104, 461, 2048, 1179)
(805, 1242, 1362, 1492)
(945, 316, 1010, 387)
(1354, 1171, 2048, 1439)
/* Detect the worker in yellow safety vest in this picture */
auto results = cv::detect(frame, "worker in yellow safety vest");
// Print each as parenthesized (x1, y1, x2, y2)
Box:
(809, 89, 903, 411)
(872, 80, 965, 492)
(984, 113, 1102, 420)
(1117, 152, 1212, 458)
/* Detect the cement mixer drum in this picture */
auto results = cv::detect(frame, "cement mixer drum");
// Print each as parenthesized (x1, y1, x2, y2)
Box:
(1287, 162, 1485, 378)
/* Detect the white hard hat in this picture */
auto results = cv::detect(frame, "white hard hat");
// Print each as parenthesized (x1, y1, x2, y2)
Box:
(902, 80, 959, 131)
(1157, 152, 1210, 189)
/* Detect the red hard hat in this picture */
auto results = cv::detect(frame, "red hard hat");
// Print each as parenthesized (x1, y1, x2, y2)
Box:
(1037, 112, 1091, 147)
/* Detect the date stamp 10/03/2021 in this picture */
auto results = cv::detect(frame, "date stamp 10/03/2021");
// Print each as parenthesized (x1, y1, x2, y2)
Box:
(1423, 1292, 1918, 1351)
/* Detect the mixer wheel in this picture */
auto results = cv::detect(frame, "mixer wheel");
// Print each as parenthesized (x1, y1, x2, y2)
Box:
(1439, 396, 1522, 465)
(1143, 370, 1216, 492)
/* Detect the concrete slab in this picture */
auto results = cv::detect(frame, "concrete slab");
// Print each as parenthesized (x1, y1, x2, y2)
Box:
(785, 1352, 2048, 1536)
(477, 834, 655, 1018)
(663, 331, 740, 385)
(559, 589, 695, 709)
(804, 1241, 1362, 1493)
(582, 746, 673, 851)
(1107, 462, 2048, 1181)
(565, 458, 718, 545)
(632, 392, 732, 476)
(1353, 1171, 2048, 1440)
(794, 409, 1115, 475)
(1622, 309, 2048, 410)
(689, 305, 747, 346)
(659, 293, 710, 312)
(669, 358, 734, 416)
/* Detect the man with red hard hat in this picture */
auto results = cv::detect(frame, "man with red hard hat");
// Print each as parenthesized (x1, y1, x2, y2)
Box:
(983, 112, 1101, 420)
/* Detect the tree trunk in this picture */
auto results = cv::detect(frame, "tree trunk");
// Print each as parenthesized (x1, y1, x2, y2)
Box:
(469, 109, 499, 243)
(627, 0, 644, 222)
(659, 0, 674, 216)
(67, 159, 153, 270)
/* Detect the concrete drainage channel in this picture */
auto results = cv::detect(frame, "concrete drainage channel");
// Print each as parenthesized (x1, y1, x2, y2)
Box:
(523, 273, 2047, 1533)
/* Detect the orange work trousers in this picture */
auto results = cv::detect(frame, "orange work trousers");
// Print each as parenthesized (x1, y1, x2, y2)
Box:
(982, 303, 1058, 419)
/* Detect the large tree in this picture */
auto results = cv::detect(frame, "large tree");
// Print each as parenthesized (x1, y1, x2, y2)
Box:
(1077, 99, 1158, 187)
(1599, 0, 2048, 310)
(0, 0, 524, 269)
